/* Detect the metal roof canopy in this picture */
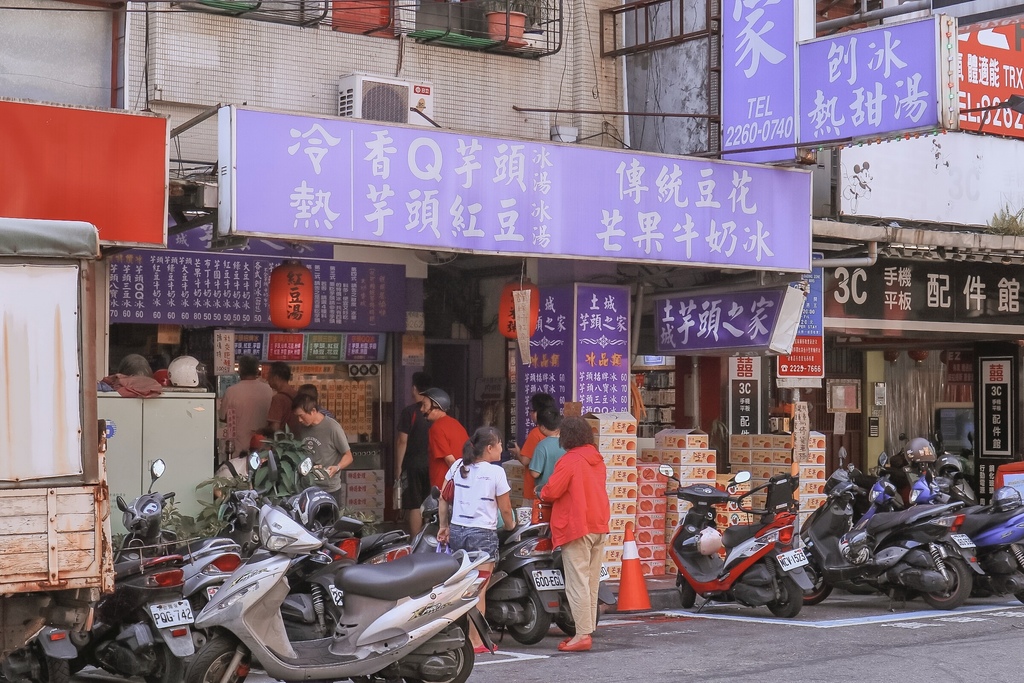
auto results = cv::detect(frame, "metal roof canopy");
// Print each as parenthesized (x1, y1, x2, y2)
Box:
(0, 217, 100, 260)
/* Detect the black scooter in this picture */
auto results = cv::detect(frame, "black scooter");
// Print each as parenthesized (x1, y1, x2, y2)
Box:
(801, 466, 976, 609)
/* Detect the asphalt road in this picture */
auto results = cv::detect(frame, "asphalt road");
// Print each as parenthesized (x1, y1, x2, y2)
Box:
(76, 593, 1024, 683)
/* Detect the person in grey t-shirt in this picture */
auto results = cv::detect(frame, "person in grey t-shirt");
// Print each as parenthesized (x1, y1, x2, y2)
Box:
(292, 394, 353, 505)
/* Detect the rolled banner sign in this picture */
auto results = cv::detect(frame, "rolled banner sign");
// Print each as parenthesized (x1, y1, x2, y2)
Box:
(513, 288, 532, 365)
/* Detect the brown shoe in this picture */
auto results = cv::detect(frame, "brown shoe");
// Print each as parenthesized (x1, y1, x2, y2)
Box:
(557, 635, 592, 652)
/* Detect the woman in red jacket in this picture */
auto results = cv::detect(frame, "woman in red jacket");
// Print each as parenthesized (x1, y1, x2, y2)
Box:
(539, 416, 610, 653)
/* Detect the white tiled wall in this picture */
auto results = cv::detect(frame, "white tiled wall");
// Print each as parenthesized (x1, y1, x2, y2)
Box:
(125, 2, 621, 165)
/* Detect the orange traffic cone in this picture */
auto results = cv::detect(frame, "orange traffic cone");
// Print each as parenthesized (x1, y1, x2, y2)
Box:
(615, 522, 651, 613)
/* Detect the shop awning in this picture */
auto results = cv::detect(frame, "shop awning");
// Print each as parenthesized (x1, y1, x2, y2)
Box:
(0, 217, 99, 259)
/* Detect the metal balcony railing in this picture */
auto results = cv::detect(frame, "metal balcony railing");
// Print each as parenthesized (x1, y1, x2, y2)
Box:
(174, 0, 329, 26)
(394, 0, 563, 58)
(599, 0, 710, 57)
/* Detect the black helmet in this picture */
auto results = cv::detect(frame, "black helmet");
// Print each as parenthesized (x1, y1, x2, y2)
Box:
(905, 437, 936, 464)
(935, 452, 964, 477)
(422, 387, 451, 413)
(292, 487, 339, 531)
(993, 486, 1023, 513)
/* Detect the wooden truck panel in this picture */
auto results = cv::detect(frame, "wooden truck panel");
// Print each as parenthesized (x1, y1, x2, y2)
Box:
(0, 486, 111, 594)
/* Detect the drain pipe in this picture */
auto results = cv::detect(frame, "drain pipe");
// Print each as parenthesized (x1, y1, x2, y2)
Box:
(811, 241, 878, 268)
(817, 0, 930, 33)
(630, 282, 645, 363)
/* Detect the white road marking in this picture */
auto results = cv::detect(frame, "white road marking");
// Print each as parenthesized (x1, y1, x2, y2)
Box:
(886, 622, 943, 629)
(476, 650, 551, 665)
(657, 601, 1024, 629)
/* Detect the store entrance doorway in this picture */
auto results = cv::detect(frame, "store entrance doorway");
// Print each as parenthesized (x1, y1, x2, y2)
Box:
(425, 339, 482, 431)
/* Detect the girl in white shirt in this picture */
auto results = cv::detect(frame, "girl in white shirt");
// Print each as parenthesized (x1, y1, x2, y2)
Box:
(438, 426, 516, 653)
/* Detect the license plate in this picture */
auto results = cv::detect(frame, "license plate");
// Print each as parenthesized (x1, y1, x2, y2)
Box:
(951, 533, 976, 549)
(531, 569, 565, 590)
(599, 564, 609, 582)
(148, 600, 194, 628)
(777, 548, 809, 571)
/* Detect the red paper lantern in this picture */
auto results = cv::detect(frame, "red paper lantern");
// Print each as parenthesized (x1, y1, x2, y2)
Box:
(907, 349, 930, 363)
(883, 349, 900, 363)
(269, 260, 313, 330)
(498, 280, 540, 340)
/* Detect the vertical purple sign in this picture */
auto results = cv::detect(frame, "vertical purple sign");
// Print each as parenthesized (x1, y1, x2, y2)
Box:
(799, 17, 940, 142)
(516, 286, 574, 438)
(575, 284, 631, 414)
(722, 0, 798, 162)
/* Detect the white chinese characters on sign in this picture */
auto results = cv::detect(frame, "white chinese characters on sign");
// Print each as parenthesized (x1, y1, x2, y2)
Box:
(733, 0, 786, 78)
(598, 158, 774, 263)
(288, 124, 342, 230)
(808, 29, 930, 139)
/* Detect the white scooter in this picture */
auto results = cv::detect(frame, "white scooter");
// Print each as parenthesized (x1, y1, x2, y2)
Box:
(185, 497, 493, 683)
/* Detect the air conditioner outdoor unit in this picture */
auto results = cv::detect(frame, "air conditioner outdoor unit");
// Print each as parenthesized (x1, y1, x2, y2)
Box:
(338, 74, 435, 127)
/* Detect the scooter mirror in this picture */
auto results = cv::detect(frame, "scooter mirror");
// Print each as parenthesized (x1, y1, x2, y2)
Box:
(150, 459, 166, 480)
(299, 457, 314, 476)
(734, 471, 752, 484)
(116, 495, 128, 512)
(877, 452, 889, 468)
(249, 451, 262, 472)
(658, 464, 674, 478)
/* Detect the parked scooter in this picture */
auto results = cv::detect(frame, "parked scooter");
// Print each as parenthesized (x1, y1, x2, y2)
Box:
(800, 465, 977, 609)
(663, 467, 812, 618)
(951, 486, 1024, 600)
(185, 498, 492, 683)
(66, 460, 196, 682)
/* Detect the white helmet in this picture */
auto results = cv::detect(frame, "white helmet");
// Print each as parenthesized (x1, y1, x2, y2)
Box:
(168, 355, 205, 387)
(696, 527, 723, 556)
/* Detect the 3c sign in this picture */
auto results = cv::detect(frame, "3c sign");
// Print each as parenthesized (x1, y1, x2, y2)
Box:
(833, 267, 867, 305)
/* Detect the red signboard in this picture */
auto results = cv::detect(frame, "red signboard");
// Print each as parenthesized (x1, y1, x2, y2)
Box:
(777, 335, 825, 378)
(959, 20, 1024, 138)
(266, 333, 305, 361)
(0, 100, 168, 246)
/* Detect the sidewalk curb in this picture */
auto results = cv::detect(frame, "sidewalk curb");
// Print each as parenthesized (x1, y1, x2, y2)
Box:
(604, 576, 679, 614)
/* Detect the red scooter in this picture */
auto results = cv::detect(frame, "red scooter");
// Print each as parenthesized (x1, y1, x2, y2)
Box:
(662, 467, 812, 618)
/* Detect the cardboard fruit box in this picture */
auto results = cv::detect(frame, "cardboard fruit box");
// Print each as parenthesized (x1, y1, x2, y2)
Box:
(585, 412, 637, 436)
(598, 435, 639, 452)
(654, 428, 709, 450)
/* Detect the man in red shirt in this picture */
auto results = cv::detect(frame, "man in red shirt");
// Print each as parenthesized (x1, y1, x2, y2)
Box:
(421, 388, 469, 490)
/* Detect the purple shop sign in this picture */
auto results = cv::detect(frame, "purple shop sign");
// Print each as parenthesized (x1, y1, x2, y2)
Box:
(108, 250, 406, 332)
(168, 223, 335, 260)
(799, 17, 943, 143)
(575, 284, 630, 415)
(516, 286, 575, 438)
(722, 0, 799, 162)
(654, 285, 806, 355)
(219, 106, 812, 273)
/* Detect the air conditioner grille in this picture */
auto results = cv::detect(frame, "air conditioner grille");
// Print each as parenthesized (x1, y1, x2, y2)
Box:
(362, 81, 409, 123)
(338, 86, 356, 118)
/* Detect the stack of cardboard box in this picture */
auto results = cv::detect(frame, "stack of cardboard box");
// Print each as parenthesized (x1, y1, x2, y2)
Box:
(638, 429, 714, 575)
(795, 432, 828, 523)
(635, 463, 668, 576)
(342, 469, 385, 520)
(586, 412, 640, 581)
(728, 432, 828, 519)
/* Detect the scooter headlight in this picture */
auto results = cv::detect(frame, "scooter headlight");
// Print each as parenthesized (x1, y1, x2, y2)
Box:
(260, 520, 296, 551)
(910, 489, 921, 503)
(869, 488, 880, 503)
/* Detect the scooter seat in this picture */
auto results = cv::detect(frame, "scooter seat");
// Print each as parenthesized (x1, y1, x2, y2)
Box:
(722, 523, 760, 548)
(178, 537, 239, 562)
(335, 552, 461, 600)
(957, 507, 1024, 537)
(865, 503, 959, 535)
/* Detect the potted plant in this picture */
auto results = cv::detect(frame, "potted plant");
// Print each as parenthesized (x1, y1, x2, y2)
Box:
(476, 0, 541, 46)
